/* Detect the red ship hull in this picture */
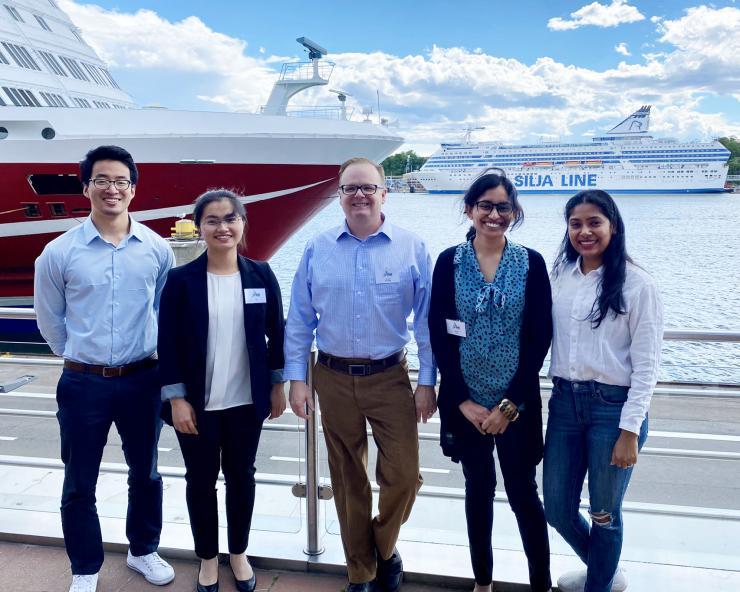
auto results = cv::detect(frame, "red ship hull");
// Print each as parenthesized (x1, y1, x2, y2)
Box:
(0, 162, 339, 299)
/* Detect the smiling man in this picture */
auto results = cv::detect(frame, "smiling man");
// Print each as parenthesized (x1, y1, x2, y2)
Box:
(284, 157, 437, 592)
(34, 145, 175, 592)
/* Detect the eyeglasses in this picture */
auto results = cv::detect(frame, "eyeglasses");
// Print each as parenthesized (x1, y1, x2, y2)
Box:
(202, 215, 243, 228)
(474, 200, 513, 215)
(339, 184, 380, 196)
(89, 178, 132, 190)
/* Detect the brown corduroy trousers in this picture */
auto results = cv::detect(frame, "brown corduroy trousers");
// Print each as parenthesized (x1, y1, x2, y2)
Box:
(313, 358, 423, 584)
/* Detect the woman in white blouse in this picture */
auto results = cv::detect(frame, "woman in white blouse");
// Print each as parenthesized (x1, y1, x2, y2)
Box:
(158, 190, 286, 592)
(543, 190, 663, 592)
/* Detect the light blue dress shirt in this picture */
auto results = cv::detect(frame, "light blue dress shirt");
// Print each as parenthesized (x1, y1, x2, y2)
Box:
(284, 218, 436, 386)
(34, 216, 174, 366)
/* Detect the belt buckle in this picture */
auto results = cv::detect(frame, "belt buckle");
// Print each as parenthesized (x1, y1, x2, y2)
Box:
(102, 366, 122, 378)
(348, 364, 368, 376)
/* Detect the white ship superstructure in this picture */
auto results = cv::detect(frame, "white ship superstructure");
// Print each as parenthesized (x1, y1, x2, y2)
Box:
(411, 106, 730, 194)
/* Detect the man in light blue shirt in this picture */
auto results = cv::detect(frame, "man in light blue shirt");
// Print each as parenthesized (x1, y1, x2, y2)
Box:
(34, 146, 175, 592)
(285, 157, 436, 592)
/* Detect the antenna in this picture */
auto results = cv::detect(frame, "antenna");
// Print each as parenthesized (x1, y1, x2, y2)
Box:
(296, 37, 327, 60)
(329, 89, 351, 120)
(463, 126, 485, 143)
(361, 106, 374, 123)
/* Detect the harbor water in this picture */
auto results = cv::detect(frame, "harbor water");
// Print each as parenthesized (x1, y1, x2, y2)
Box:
(270, 192, 740, 384)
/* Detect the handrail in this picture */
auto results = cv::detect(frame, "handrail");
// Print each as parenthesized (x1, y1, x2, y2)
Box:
(3, 307, 740, 342)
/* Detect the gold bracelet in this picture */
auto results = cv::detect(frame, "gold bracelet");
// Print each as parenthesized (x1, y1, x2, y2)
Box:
(498, 399, 520, 422)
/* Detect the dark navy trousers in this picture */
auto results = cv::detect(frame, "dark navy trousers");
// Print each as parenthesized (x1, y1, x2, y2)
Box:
(56, 365, 163, 575)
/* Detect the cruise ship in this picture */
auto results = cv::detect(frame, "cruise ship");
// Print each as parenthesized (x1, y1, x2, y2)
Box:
(409, 106, 730, 194)
(0, 1, 402, 304)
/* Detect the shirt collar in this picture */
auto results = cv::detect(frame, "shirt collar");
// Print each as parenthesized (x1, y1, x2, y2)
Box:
(572, 256, 604, 278)
(82, 215, 143, 245)
(335, 214, 392, 242)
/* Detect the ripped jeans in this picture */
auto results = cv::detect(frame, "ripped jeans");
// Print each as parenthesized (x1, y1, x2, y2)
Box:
(543, 377, 648, 592)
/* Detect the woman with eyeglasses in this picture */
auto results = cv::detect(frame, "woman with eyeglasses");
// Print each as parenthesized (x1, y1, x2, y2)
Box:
(544, 190, 663, 592)
(429, 173, 553, 592)
(158, 189, 286, 592)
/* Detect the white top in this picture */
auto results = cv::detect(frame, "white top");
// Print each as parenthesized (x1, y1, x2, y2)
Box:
(205, 272, 252, 410)
(548, 259, 663, 434)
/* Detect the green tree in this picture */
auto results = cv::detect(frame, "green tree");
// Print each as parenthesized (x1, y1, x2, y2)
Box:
(381, 151, 428, 177)
(718, 137, 740, 175)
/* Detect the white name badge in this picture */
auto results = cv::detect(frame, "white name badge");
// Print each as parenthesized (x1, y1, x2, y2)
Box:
(446, 319, 467, 337)
(244, 288, 266, 304)
(375, 267, 398, 284)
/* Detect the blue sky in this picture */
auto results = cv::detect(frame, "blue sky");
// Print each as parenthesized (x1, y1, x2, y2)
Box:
(61, 0, 739, 154)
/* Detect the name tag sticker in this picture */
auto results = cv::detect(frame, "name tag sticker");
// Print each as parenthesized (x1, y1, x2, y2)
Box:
(244, 288, 266, 304)
(375, 267, 398, 284)
(446, 319, 467, 337)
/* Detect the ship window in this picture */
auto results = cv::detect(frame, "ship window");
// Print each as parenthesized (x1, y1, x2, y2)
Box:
(100, 68, 120, 89)
(18, 88, 41, 107)
(48, 0, 59, 7)
(59, 56, 88, 81)
(35, 15, 52, 31)
(38, 51, 67, 76)
(23, 203, 41, 218)
(0, 47, 8, 65)
(29, 174, 83, 195)
(0, 126, 7, 138)
(3, 86, 25, 106)
(48, 203, 67, 217)
(1, 42, 41, 71)
(4, 4, 23, 22)
(70, 28, 85, 44)
(41, 127, 55, 139)
(71, 207, 90, 216)
(82, 62, 105, 85)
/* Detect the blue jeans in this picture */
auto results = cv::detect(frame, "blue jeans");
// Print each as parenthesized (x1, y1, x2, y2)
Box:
(543, 378, 648, 592)
(57, 366, 163, 575)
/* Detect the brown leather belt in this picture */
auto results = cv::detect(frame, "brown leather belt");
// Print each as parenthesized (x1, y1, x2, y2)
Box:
(317, 350, 404, 377)
(63, 354, 157, 378)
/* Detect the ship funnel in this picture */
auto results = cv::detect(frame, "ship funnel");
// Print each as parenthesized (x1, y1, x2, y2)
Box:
(607, 105, 651, 135)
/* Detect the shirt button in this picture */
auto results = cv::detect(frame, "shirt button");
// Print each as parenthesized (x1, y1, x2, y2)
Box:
(355, 314, 361, 318)
(356, 291, 362, 295)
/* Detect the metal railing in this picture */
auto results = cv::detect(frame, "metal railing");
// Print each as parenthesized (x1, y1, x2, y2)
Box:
(1, 306, 740, 554)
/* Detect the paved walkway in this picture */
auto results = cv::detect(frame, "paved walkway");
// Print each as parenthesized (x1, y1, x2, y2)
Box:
(0, 541, 466, 592)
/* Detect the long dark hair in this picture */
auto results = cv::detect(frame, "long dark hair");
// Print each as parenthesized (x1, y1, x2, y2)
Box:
(554, 189, 631, 328)
(462, 172, 523, 240)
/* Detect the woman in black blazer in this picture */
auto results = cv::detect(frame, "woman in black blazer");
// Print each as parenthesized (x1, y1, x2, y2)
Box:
(158, 189, 285, 592)
(428, 173, 553, 592)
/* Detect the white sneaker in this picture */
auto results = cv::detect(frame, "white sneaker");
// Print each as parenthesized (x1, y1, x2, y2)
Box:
(126, 550, 175, 585)
(557, 567, 627, 592)
(69, 574, 98, 592)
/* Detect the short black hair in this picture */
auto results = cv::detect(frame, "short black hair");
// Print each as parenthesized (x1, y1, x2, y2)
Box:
(79, 145, 138, 186)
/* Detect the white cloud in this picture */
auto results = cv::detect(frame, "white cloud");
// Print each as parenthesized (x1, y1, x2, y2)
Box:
(548, 0, 645, 31)
(615, 42, 631, 56)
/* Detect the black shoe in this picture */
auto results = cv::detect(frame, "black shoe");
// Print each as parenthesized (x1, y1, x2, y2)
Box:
(347, 582, 374, 592)
(196, 579, 218, 592)
(231, 567, 256, 592)
(376, 547, 403, 592)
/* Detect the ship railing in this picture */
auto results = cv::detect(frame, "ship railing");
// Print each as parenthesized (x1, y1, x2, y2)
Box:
(277, 60, 334, 83)
(285, 106, 348, 120)
(0, 307, 739, 586)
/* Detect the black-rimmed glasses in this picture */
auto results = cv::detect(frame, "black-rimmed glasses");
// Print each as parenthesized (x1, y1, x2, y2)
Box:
(89, 178, 132, 190)
(474, 200, 513, 215)
(339, 184, 380, 196)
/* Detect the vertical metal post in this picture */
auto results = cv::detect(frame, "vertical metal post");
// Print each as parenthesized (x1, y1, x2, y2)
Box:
(304, 347, 324, 555)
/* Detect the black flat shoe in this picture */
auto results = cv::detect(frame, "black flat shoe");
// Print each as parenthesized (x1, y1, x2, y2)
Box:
(196, 580, 218, 592)
(232, 569, 256, 592)
(346, 582, 374, 592)
(376, 547, 403, 592)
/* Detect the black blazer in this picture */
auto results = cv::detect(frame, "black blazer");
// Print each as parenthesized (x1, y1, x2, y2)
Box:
(429, 244, 552, 462)
(158, 252, 285, 424)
